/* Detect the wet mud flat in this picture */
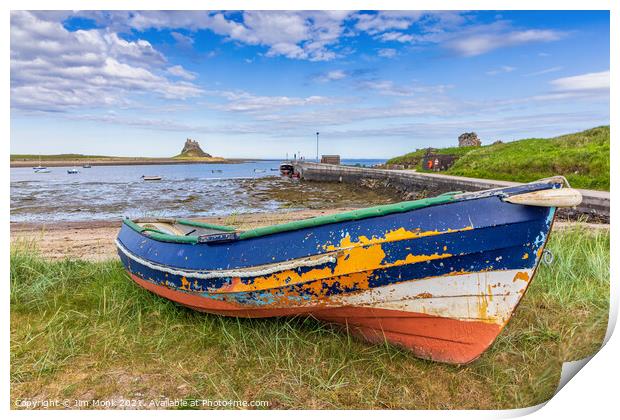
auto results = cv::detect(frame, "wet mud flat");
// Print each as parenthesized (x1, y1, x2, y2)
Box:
(10, 176, 403, 223)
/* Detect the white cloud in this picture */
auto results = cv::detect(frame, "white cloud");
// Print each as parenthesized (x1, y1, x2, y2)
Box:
(10, 11, 203, 112)
(208, 90, 335, 113)
(35, 11, 568, 64)
(377, 48, 397, 58)
(121, 11, 352, 62)
(352, 13, 565, 60)
(447, 29, 564, 57)
(486, 65, 516, 76)
(170, 31, 194, 47)
(377, 32, 414, 43)
(358, 79, 454, 97)
(314, 70, 348, 83)
(354, 11, 423, 35)
(167, 65, 197, 80)
(524, 66, 563, 76)
(550, 71, 609, 92)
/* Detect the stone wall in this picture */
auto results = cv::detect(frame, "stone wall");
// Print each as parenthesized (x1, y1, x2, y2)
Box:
(294, 162, 609, 221)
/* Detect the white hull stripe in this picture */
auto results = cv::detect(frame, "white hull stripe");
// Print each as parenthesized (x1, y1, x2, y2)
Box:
(116, 239, 336, 279)
(333, 269, 533, 324)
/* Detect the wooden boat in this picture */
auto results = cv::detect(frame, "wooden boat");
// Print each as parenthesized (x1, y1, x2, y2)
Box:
(116, 177, 581, 364)
(141, 175, 162, 181)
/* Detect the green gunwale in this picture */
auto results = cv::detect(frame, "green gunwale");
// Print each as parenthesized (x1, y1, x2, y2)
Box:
(237, 194, 456, 239)
(122, 193, 458, 244)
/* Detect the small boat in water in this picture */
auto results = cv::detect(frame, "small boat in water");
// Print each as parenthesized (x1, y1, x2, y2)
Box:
(34, 168, 51, 173)
(253, 169, 266, 173)
(33, 156, 46, 171)
(82, 163, 92, 168)
(67, 168, 80, 174)
(279, 161, 294, 176)
(116, 177, 581, 364)
(141, 175, 162, 181)
(211, 169, 223, 173)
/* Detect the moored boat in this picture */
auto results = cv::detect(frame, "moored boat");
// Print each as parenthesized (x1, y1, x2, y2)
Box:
(116, 177, 581, 364)
(279, 161, 294, 176)
(33, 156, 46, 171)
(67, 168, 79, 174)
(141, 175, 162, 181)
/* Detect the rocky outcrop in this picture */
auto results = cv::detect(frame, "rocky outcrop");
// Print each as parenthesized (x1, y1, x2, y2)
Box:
(178, 139, 211, 157)
(458, 132, 481, 147)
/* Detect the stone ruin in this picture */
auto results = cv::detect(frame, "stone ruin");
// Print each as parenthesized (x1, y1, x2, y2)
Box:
(458, 132, 482, 147)
(179, 138, 211, 157)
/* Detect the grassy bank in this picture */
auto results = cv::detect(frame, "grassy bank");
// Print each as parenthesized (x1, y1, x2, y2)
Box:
(387, 126, 610, 190)
(11, 226, 609, 409)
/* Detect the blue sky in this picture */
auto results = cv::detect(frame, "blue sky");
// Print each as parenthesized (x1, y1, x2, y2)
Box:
(10, 10, 609, 158)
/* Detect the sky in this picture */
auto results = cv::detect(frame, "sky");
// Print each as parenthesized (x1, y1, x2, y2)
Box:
(10, 10, 610, 159)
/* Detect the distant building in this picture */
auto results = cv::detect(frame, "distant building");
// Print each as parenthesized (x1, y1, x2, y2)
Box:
(423, 148, 456, 171)
(320, 155, 341, 165)
(458, 132, 481, 147)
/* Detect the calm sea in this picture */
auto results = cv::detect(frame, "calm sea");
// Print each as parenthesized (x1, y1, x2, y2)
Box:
(10, 159, 388, 223)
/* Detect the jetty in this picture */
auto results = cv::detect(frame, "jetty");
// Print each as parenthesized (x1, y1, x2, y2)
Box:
(293, 162, 609, 221)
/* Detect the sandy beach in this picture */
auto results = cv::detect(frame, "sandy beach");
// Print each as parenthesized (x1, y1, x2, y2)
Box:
(10, 209, 357, 261)
(10, 209, 608, 261)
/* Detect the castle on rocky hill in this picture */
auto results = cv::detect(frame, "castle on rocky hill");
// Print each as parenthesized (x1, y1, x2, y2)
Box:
(178, 138, 212, 158)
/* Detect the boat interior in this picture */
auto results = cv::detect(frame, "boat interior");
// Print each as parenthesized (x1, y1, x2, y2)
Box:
(134, 219, 235, 237)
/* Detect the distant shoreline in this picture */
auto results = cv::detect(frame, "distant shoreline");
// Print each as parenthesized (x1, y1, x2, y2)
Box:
(10, 157, 258, 168)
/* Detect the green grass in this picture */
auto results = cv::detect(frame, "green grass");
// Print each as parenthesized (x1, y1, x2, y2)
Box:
(10, 226, 609, 409)
(386, 126, 610, 190)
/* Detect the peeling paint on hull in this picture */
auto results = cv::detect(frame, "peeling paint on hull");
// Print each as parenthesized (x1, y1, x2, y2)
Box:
(132, 273, 502, 364)
(128, 269, 527, 364)
(117, 182, 559, 364)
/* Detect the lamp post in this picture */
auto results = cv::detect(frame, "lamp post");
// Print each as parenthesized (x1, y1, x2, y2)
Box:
(316, 132, 319, 163)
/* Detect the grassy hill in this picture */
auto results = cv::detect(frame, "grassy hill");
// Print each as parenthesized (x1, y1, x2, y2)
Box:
(386, 126, 610, 190)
